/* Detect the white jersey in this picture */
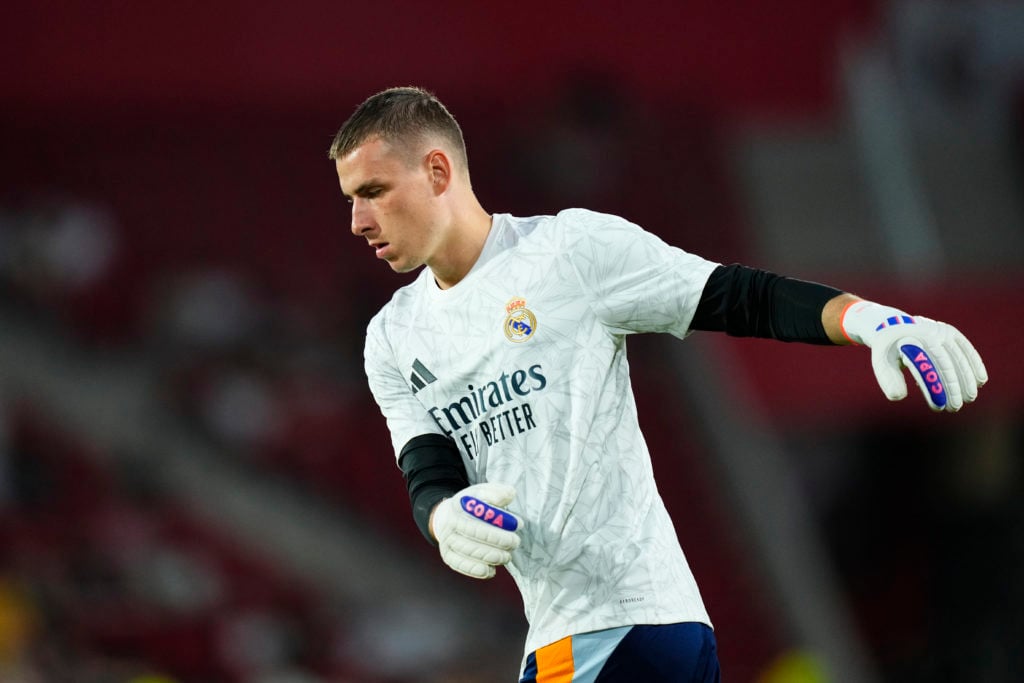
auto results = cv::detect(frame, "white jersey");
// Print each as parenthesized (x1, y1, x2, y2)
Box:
(364, 209, 719, 656)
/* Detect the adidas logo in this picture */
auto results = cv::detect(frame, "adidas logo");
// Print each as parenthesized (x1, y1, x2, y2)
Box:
(410, 359, 437, 394)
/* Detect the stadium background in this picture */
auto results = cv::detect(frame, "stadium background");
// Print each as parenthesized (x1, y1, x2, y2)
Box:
(1, 1, 1022, 681)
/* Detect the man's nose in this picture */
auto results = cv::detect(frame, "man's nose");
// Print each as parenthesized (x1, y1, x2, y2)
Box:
(350, 197, 374, 236)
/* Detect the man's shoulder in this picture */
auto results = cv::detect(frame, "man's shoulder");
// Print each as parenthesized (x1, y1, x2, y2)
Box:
(500, 209, 631, 247)
(547, 209, 648, 256)
(553, 207, 625, 225)
(530, 208, 629, 229)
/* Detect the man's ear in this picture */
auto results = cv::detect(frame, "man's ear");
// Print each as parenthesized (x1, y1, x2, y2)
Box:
(426, 149, 452, 194)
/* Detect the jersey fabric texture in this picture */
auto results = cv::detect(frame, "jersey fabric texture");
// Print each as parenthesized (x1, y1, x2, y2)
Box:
(364, 209, 719, 660)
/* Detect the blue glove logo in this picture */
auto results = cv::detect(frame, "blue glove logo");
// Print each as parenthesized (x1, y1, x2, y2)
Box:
(461, 496, 520, 531)
(900, 344, 947, 409)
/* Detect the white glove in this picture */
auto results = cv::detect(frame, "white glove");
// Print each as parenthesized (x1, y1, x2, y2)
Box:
(841, 300, 988, 412)
(431, 482, 521, 579)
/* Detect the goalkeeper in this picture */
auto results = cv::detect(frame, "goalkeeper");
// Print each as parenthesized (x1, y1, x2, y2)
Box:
(328, 87, 987, 682)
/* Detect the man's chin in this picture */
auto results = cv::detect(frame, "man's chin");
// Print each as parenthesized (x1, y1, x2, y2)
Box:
(388, 259, 420, 275)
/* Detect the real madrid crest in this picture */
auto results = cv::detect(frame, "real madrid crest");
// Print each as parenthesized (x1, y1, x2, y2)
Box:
(503, 297, 537, 343)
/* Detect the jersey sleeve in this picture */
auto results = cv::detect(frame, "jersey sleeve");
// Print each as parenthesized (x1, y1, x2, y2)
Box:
(561, 210, 720, 338)
(364, 309, 446, 462)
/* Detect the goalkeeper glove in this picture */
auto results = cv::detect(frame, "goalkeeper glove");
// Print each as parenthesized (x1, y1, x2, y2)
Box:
(841, 300, 987, 412)
(430, 482, 521, 579)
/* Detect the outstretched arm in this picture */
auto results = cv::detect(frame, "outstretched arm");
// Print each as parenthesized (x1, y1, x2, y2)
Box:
(691, 265, 987, 411)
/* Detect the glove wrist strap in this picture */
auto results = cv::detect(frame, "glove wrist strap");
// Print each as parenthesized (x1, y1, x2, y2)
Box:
(840, 300, 910, 346)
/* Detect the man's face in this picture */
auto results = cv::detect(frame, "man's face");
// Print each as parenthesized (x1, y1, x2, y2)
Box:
(335, 137, 442, 274)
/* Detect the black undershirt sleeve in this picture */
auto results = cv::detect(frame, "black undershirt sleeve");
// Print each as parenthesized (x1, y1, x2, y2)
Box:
(690, 264, 842, 344)
(399, 433, 469, 546)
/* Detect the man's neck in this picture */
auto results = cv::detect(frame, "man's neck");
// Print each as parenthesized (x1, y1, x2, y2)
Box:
(430, 203, 492, 290)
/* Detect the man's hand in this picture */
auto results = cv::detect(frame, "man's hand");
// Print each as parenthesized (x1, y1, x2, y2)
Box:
(841, 300, 988, 412)
(430, 482, 521, 579)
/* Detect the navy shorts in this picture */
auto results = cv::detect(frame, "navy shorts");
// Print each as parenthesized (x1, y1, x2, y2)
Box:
(520, 622, 721, 682)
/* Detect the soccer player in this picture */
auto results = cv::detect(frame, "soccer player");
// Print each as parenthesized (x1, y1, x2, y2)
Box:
(328, 87, 987, 682)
